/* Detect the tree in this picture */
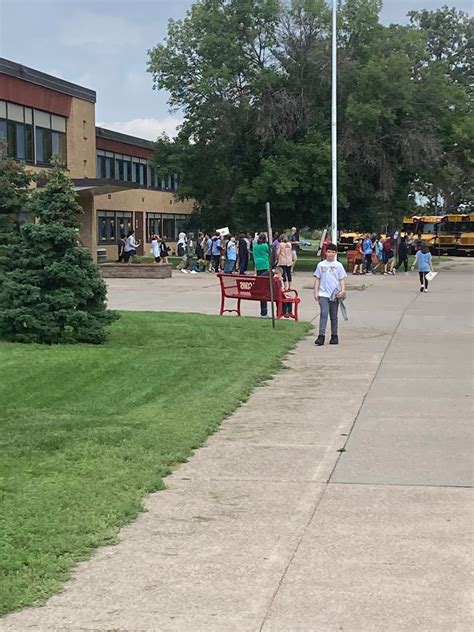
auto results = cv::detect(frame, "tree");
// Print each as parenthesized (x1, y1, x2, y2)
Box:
(407, 6, 473, 212)
(148, 0, 472, 230)
(0, 152, 33, 271)
(0, 163, 118, 344)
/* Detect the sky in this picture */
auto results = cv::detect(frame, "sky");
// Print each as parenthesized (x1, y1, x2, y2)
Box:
(1, 0, 471, 140)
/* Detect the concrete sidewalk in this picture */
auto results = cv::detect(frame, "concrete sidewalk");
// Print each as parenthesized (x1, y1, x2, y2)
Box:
(1, 262, 472, 631)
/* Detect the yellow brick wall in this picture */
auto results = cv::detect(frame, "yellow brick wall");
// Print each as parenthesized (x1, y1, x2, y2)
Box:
(94, 188, 194, 215)
(66, 98, 96, 179)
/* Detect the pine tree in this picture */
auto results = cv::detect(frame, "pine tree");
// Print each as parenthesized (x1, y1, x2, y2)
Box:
(0, 152, 33, 272)
(0, 162, 119, 344)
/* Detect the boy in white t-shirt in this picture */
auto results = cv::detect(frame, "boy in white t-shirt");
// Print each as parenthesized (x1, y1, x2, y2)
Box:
(313, 243, 347, 346)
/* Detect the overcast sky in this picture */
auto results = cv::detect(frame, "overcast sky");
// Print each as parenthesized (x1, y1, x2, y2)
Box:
(1, 0, 471, 139)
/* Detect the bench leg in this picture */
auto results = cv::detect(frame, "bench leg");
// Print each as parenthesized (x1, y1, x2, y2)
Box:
(237, 299, 241, 316)
(219, 293, 225, 316)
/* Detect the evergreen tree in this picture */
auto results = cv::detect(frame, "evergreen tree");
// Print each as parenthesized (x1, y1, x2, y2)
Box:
(0, 162, 119, 344)
(0, 152, 33, 272)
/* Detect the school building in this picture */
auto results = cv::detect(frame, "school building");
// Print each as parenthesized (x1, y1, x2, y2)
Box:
(0, 58, 194, 261)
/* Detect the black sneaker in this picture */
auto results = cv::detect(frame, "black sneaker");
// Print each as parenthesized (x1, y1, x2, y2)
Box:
(329, 335, 339, 345)
(420, 286, 424, 292)
(315, 335, 325, 346)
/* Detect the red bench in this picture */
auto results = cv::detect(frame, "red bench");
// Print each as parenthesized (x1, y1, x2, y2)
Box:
(217, 273, 301, 321)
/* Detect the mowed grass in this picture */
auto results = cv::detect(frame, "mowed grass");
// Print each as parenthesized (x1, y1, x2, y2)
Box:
(0, 311, 310, 615)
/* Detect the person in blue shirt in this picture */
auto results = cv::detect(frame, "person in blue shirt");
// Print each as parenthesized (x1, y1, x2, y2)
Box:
(412, 241, 434, 292)
(224, 235, 237, 273)
(362, 233, 374, 274)
(210, 234, 222, 272)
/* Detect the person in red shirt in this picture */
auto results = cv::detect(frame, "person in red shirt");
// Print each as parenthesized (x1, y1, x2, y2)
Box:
(321, 235, 332, 261)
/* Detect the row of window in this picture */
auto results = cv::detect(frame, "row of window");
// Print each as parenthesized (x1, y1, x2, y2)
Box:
(0, 101, 67, 165)
(97, 211, 190, 244)
(96, 150, 177, 191)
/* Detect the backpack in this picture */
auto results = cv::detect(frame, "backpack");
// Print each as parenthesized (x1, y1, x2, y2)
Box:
(383, 238, 392, 252)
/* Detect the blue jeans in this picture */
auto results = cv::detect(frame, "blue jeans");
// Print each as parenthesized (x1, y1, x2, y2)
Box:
(256, 269, 268, 316)
(224, 259, 236, 273)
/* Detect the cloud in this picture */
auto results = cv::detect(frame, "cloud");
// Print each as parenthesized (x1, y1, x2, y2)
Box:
(97, 117, 183, 140)
(59, 13, 150, 52)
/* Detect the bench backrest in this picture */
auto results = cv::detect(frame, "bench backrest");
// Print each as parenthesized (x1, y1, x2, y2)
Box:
(218, 274, 280, 301)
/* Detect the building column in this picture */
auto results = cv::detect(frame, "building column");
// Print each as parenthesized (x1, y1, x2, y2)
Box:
(77, 191, 97, 262)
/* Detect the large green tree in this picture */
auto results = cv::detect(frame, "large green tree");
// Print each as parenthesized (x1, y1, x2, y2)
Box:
(148, 0, 472, 230)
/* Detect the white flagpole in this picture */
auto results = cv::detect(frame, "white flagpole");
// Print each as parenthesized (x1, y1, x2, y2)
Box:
(331, 0, 338, 246)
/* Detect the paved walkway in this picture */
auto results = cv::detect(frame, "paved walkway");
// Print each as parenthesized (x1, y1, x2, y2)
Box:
(1, 261, 472, 631)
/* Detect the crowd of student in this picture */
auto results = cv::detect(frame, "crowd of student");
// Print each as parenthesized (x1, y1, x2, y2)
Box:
(351, 232, 435, 292)
(352, 232, 409, 276)
(175, 227, 302, 276)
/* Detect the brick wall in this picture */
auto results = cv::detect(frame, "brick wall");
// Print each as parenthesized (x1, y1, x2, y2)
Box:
(100, 264, 172, 279)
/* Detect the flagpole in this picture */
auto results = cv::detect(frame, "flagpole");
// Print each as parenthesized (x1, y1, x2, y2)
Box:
(331, 0, 338, 246)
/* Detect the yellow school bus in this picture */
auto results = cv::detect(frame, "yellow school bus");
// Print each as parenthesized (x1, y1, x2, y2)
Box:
(434, 214, 474, 255)
(338, 231, 365, 252)
(402, 215, 443, 251)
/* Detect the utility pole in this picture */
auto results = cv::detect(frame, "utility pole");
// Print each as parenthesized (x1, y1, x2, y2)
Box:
(265, 202, 276, 329)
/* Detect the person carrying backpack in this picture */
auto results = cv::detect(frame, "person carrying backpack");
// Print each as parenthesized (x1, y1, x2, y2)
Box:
(362, 233, 374, 274)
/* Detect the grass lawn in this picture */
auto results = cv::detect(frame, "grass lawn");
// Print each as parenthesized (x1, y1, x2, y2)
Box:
(0, 311, 310, 615)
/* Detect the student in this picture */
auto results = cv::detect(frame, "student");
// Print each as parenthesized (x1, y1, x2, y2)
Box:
(177, 231, 187, 257)
(272, 232, 280, 267)
(220, 234, 229, 272)
(224, 235, 237, 273)
(276, 235, 294, 316)
(373, 235, 384, 274)
(321, 235, 331, 261)
(383, 235, 395, 275)
(353, 239, 364, 275)
(253, 233, 271, 318)
(210, 234, 222, 273)
(289, 226, 300, 272)
(116, 233, 126, 263)
(123, 231, 141, 263)
(395, 235, 409, 274)
(160, 237, 170, 264)
(151, 234, 161, 263)
(412, 241, 434, 292)
(178, 241, 193, 273)
(202, 233, 213, 271)
(362, 233, 374, 274)
(313, 243, 347, 346)
(238, 232, 249, 274)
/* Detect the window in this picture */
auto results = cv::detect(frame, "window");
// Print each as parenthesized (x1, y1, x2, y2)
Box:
(0, 101, 65, 165)
(0, 119, 34, 162)
(95, 150, 174, 190)
(35, 127, 66, 165)
(147, 213, 162, 240)
(97, 155, 114, 179)
(97, 211, 132, 244)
